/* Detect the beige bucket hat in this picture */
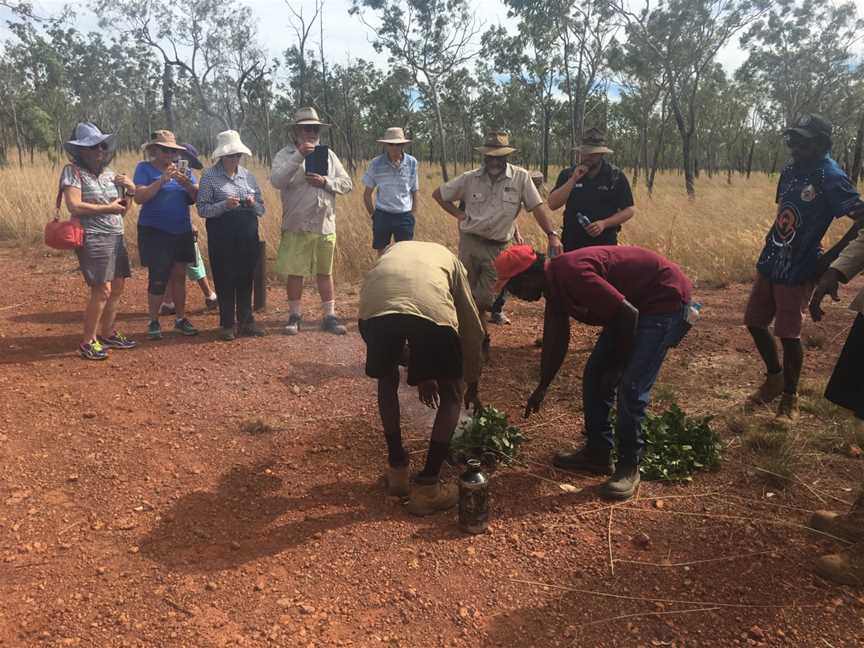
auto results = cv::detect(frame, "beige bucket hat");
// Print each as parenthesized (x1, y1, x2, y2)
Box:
(576, 127, 614, 155)
(377, 127, 412, 144)
(293, 107, 330, 127)
(141, 130, 186, 153)
(211, 130, 252, 159)
(475, 131, 517, 157)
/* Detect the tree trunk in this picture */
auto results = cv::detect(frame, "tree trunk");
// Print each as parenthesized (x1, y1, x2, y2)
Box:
(850, 110, 864, 184)
(745, 138, 756, 179)
(542, 106, 551, 181)
(162, 61, 176, 132)
(647, 115, 669, 196)
(429, 81, 449, 182)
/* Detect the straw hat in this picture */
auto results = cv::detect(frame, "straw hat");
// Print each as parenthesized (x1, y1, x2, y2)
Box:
(141, 130, 186, 153)
(211, 130, 252, 159)
(64, 122, 115, 156)
(475, 131, 517, 157)
(292, 107, 329, 127)
(377, 127, 411, 144)
(575, 127, 613, 155)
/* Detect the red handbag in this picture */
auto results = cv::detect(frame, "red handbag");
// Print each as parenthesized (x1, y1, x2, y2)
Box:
(45, 167, 84, 250)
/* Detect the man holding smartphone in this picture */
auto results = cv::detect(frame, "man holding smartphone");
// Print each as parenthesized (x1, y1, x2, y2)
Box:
(548, 128, 635, 252)
(270, 107, 354, 335)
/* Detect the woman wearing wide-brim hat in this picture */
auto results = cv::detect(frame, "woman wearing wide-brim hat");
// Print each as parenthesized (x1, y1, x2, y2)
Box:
(133, 130, 201, 340)
(59, 121, 137, 360)
(362, 127, 420, 256)
(196, 130, 266, 340)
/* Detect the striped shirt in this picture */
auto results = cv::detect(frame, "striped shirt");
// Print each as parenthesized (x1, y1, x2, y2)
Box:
(60, 164, 122, 234)
(362, 153, 419, 213)
(196, 163, 265, 219)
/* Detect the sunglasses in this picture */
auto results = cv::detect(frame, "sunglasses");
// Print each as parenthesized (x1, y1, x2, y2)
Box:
(224, 153, 243, 159)
(300, 125, 321, 134)
(85, 142, 109, 151)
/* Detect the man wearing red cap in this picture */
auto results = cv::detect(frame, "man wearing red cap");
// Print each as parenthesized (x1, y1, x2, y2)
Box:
(495, 244, 693, 499)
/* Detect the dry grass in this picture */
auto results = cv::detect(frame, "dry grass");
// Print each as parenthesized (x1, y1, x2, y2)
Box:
(1, 152, 854, 285)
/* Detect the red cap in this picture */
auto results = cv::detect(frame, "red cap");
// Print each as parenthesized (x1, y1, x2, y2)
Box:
(493, 245, 538, 292)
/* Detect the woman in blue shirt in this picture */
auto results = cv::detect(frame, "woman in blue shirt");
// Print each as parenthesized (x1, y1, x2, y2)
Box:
(134, 130, 200, 340)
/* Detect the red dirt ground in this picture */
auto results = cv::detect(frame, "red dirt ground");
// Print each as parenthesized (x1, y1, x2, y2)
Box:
(1, 243, 863, 647)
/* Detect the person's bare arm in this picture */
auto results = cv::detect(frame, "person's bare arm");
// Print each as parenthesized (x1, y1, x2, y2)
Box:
(524, 303, 570, 417)
(584, 206, 635, 238)
(411, 190, 418, 216)
(530, 203, 562, 256)
(548, 166, 588, 210)
(63, 186, 124, 217)
(363, 186, 375, 216)
(432, 187, 466, 221)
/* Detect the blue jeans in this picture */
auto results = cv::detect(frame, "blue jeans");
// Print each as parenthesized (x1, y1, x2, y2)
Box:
(582, 307, 688, 464)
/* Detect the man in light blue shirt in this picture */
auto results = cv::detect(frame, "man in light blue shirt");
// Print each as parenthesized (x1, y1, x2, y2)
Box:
(362, 127, 419, 256)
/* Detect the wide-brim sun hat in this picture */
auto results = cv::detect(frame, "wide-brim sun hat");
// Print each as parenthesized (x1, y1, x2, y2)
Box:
(141, 129, 187, 153)
(293, 107, 330, 127)
(212, 130, 252, 159)
(63, 122, 115, 157)
(493, 244, 539, 292)
(475, 131, 517, 157)
(575, 127, 613, 155)
(179, 143, 204, 170)
(377, 127, 411, 144)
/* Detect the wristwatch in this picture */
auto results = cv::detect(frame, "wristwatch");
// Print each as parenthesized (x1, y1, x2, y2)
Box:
(546, 230, 558, 237)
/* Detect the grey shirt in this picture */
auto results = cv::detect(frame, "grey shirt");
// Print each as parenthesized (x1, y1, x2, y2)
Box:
(60, 164, 123, 235)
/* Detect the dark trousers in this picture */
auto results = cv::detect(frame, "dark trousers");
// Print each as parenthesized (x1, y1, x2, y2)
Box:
(206, 212, 259, 330)
(491, 290, 507, 315)
(825, 313, 864, 420)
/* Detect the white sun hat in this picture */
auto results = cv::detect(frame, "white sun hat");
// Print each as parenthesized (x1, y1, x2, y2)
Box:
(211, 130, 252, 159)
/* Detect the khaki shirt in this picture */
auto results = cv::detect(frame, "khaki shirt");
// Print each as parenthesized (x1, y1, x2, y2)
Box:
(831, 225, 864, 313)
(359, 241, 485, 383)
(439, 164, 543, 242)
(269, 144, 353, 235)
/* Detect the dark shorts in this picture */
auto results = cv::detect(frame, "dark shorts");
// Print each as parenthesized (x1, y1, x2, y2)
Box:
(76, 232, 132, 287)
(825, 313, 864, 419)
(359, 313, 462, 385)
(372, 209, 415, 250)
(138, 226, 196, 295)
(743, 273, 813, 339)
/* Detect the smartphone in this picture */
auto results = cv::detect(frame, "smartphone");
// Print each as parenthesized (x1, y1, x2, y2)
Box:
(177, 159, 189, 174)
(305, 145, 329, 176)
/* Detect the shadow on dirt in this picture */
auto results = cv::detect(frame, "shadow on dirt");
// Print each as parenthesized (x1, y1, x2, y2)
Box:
(8, 310, 148, 325)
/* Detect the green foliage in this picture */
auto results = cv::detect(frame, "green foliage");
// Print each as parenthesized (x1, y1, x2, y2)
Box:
(450, 406, 527, 467)
(639, 404, 722, 482)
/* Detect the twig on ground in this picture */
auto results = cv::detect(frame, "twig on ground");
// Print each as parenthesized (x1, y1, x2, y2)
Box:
(0, 301, 29, 312)
(574, 491, 720, 517)
(615, 550, 774, 568)
(607, 508, 615, 576)
(735, 460, 850, 507)
(14, 561, 51, 569)
(577, 606, 721, 629)
(57, 520, 82, 537)
(521, 413, 567, 431)
(508, 578, 821, 609)
(723, 493, 815, 513)
(163, 597, 194, 616)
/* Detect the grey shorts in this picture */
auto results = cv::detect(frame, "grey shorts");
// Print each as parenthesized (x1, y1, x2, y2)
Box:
(75, 232, 132, 287)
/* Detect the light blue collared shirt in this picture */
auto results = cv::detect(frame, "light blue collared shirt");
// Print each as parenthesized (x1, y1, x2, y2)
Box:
(362, 153, 419, 214)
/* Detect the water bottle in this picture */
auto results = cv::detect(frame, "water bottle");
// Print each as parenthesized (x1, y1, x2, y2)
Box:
(687, 301, 702, 325)
(458, 459, 489, 534)
(576, 212, 591, 229)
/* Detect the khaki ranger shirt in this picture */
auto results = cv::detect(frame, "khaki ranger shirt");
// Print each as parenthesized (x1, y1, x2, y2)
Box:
(359, 241, 485, 384)
(831, 225, 864, 314)
(439, 163, 544, 242)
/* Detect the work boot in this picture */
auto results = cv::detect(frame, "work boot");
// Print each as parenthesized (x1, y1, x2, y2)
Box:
(814, 542, 864, 586)
(601, 462, 641, 500)
(552, 446, 614, 475)
(385, 463, 410, 497)
(809, 493, 864, 542)
(405, 480, 458, 516)
(748, 371, 784, 405)
(775, 392, 800, 423)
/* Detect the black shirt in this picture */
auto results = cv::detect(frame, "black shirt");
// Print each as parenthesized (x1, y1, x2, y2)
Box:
(553, 160, 634, 251)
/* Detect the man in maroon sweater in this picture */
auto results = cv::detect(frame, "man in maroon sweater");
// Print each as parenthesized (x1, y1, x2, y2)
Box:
(495, 244, 693, 499)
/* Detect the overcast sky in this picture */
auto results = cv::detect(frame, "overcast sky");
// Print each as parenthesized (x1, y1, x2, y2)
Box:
(8, 0, 864, 76)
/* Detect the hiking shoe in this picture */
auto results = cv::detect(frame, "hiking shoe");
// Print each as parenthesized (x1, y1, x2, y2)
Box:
(158, 302, 176, 316)
(205, 296, 218, 310)
(174, 318, 199, 336)
(809, 495, 864, 543)
(405, 480, 458, 516)
(147, 319, 162, 340)
(814, 542, 864, 586)
(748, 371, 784, 405)
(97, 331, 137, 350)
(79, 340, 108, 361)
(219, 327, 236, 341)
(321, 315, 347, 335)
(552, 446, 614, 475)
(489, 311, 511, 325)
(385, 463, 410, 497)
(285, 314, 302, 336)
(601, 462, 641, 500)
(775, 392, 800, 423)
(239, 320, 266, 337)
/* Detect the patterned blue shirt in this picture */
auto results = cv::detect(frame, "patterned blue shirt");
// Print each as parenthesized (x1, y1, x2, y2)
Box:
(196, 163, 265, 219)
(362, 153, 419, 213)
(756, 156, 861, 284)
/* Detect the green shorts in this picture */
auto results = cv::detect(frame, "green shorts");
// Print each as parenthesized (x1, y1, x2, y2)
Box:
(276, 231, 336, 278)
(186, 242, 207, 282)
(458, 232, 508, 312)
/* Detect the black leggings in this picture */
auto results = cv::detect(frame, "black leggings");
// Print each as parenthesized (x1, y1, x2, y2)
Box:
(205, 211, 259, 329)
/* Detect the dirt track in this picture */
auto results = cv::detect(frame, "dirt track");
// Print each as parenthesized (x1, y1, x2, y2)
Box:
(1, 244, 863, 647)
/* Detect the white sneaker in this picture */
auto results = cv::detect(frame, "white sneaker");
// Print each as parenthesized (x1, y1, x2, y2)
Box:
(285, 314, 302, 335)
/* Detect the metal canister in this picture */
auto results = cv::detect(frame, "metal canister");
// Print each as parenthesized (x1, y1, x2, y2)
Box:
(458, 459, 489, 534)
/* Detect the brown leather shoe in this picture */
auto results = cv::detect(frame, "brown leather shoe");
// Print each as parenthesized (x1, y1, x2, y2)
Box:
(809, 493, 864, 542)
(814, 542, 864, 586)
(385, 464, 410, 497)
(748, 371, 784, 405)
(405, 480, 458, 516)
(775, 392, 800, 423)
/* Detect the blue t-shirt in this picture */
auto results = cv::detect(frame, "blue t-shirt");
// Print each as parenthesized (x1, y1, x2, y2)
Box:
(362, 153, 419, 213)
(756, 156, 861, 284)
(133, 161, 195, 234)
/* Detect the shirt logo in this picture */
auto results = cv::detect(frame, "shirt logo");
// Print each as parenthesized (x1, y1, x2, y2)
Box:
(771, 205, 801, 246)
(800, 184, 816, 202)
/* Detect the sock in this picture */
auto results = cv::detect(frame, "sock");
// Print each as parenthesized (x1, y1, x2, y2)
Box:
(207, 292, 217, 300)
(161, 301, 175, 309)
(322, 300, 336, 318)
(384, 433, 408, 467)
(289, 300, 302, 317)
(417, 440, 450, 483)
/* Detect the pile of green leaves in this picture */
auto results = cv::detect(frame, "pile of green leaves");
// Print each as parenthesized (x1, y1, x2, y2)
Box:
(450, 406, 527, 467)
(639, 404, 722, 481)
